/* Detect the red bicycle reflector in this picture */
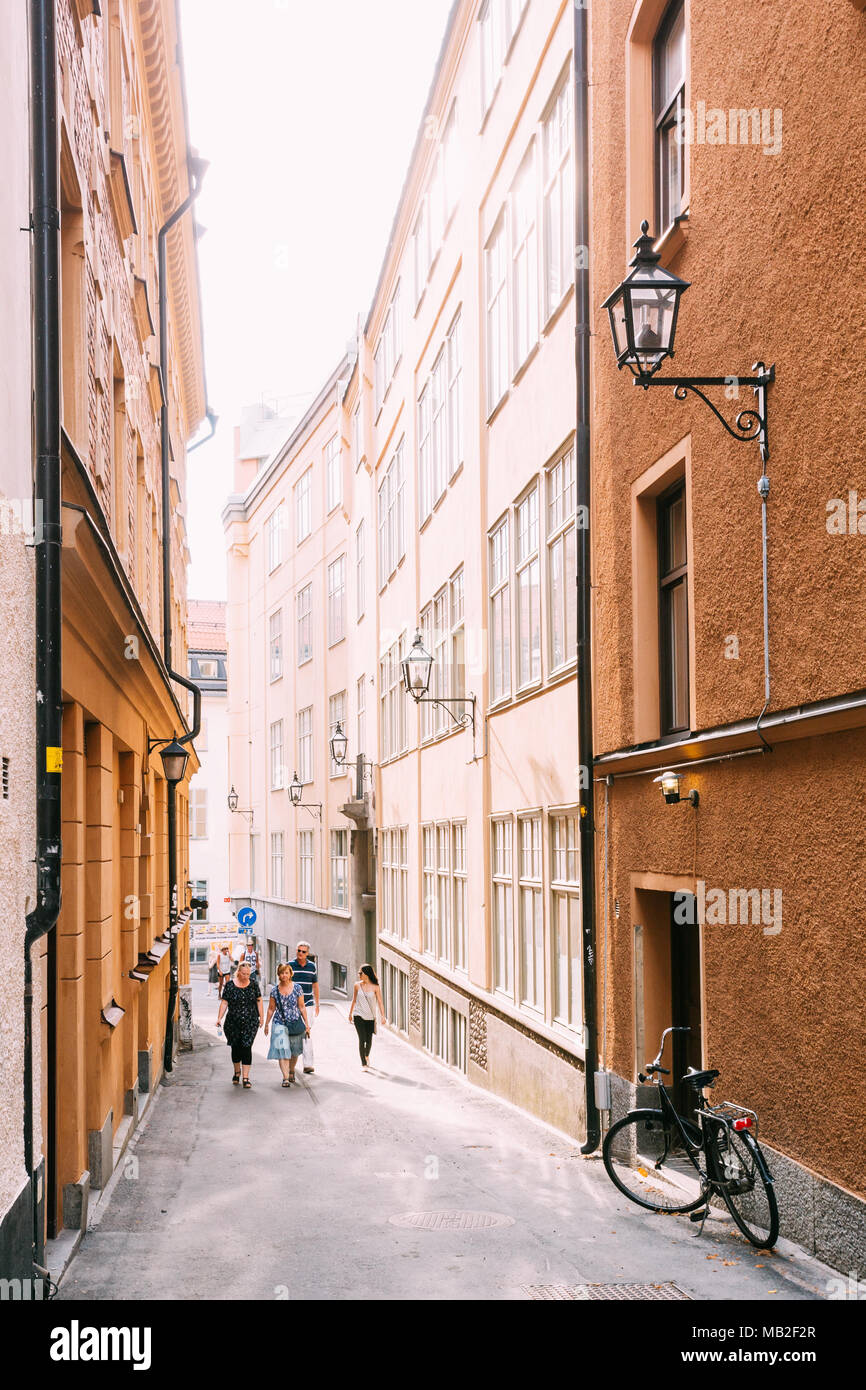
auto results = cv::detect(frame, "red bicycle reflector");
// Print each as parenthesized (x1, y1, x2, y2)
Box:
(732, 1117, 753, 1131)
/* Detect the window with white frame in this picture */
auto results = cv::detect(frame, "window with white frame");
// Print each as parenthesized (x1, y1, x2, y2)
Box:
(436, 823, 451, 963)
(375, 282, 402, 413)
(516, 485, 541, 687)
(431, 348, 448, 505)
(442, 102, 460, 227)
(551, 811, 581, 1029)
(355, 520, 365, 620)
(519, 815, 543, 1010)
(382, 960, 409, 1033)
(267, 504, 286, 573)
(352, 404, 362, 470)
(297, 583, 312, 665)
(418, 383, 432, 523)
(485, 214, 508, 412)
(413, 197, 431, 309)
(419, 311, 463, 523)
(547, 446, 577, 670)
(297, 706, 313, 784)
(378, 635, 406, 762)
(422, 989, 467, 1072)
(489, 517, 511, 702)
(446, 310, 463, 478)
(269, 609, 283, 682)
(480, 0, 505, 115)
(329, 691, 346, 777)
(453, 822, 467, 971)
(356, 674, 366, 757)
(330, 828, 349, 909)
(381, 827, 409, 939)
(450, 567, 466, 713)
(325, 433, 341, 513)
(377, 441, 405, 587)
(422, 824, 436, 956)
(492, 817, 513, 994)
(512, 144, 538, 369)
(298, 828, 314, 904)
(270, 831, 284, 899)
(190, 786, 207, 839)
(543, 72, 574, 319)
(269, 720, 284, 790)
(327, 554, 346, 646)
(432, 588, 448, 736)
(295, 466, 312, 544)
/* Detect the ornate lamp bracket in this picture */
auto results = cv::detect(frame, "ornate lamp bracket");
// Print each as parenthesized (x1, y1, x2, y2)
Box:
(637, 362, 774, 464)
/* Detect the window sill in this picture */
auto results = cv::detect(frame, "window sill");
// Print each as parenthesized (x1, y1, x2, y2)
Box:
(654, 211, 689, 267)
(328, 637, 346, 650)
(486, 388, 510, 426)
(515, 677, 543, 700)
(542, 282, 575, 337)
(512, 339, 540, 388)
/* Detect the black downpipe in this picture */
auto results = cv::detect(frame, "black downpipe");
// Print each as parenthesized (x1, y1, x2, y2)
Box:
(574, 2, 600, 1154)
(25, 0, 63, 1269)
(157, 170, 205, 1072)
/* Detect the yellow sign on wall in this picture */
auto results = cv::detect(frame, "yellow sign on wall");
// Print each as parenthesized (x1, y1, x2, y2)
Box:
(46, 747, 63, 773)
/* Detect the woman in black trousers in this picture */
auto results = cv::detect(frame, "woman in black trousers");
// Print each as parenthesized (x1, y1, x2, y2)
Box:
(349, 965, 386, 1068)
(216, 958, 263, 1088)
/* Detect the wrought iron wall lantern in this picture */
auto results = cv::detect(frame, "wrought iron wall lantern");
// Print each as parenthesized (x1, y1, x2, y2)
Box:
(654, 769, 699, 808)
(227, 785, 254, 825)
(401, 631, 477, 735)
(602, 221, 774, 464)
(329, 722, 376, 800)
(147, 734, 190, 786)
(288, 771, 322, 822)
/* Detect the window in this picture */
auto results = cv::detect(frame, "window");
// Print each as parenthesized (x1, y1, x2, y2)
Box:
(452, 822, 467, 971)
(413, 198, 431, 308)
(441, 103, 461, 226)
(269, 720, 284, 790)
(516, 486, 541, 687)
(297, 583, 312, 665)
(191, 879, 208, 923)
(375, 282, 402, 410)
(480, 0, 505, 115)
(325, 434, 341, 513)
(418, 385, 432, 523)
(298, 829, 314, 904)
(450, 568, 466, 716)
(491, 818, 513, 994)
(518, 816, 543, 1010)
(198, 718, 208, 752)
(381, 827, 409, 940)
(422, 825, 436, 956)
(329, 691, 346, 777)
(330, 829, 349, 910)
(356, 675, 367, 757)
(436, 824, 451, 963)
(269, 940, 290, 985)
(512, 145, 538, 369)
(382, 960, 409, 1033)
(352, 404, 362, 470)
(658, 481, 689, 734)
(422, 990, 467, 1071)
(551, 813, 581, 1029)
(654, 0, 686, 233)
(489, 518, 511, 702)
(378, 637, 406, 762)
(485, 215, 508, 411)
(377, 442, 405, 587)
(190, 787, 207, 839)
(297, 706, 313, 784)
(331, 962, 348, 994)
(270, 831, 284, 899)
(543, 73, 574, 319)
(547, 447, 577, 670)
(431, 349, 448, 504)
(269, 609, 283, 682)
(267, 504, 286, 572)
(446, 310, 463, 478)
(295, 466, 312, 544)
(327, 555, 346, 646)
(356, 520, 366, 620)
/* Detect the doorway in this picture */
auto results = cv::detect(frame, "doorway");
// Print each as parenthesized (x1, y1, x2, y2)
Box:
(670, 892, 702, 1115)
(634, 884, 703, 1113)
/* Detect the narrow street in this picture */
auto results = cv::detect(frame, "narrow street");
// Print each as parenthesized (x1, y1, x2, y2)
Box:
(57, 981, 831, 1303)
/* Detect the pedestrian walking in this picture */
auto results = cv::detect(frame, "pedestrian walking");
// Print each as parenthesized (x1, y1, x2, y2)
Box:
(240, 939, 261, 990)
(206, 942, 219, 996)
(216, 958, 263, 1088)
(288, 941, 319, 1073)
(263, 963, 311, 1087)
(349, 965, 386, 1069)
(216, 942, 234, 998)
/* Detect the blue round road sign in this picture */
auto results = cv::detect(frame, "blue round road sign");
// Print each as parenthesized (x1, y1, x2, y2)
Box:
(237, 907, 257, 928)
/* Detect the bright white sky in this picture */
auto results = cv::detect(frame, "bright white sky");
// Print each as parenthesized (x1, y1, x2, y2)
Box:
(180, 0, 453, 599)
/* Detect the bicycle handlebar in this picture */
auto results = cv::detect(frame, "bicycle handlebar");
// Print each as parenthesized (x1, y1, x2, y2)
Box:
(648, 1025, 691, 1072)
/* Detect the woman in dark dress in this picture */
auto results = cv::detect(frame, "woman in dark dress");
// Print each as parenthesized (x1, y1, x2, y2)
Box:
(216, 958, 263, 1088)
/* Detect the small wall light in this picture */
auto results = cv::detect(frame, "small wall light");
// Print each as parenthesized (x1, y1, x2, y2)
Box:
(329, 722, 348, 767)
(654, 770, 699, 807)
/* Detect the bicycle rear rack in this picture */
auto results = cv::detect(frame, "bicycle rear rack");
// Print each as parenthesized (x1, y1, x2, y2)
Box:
(704, 1100, 759, 1139)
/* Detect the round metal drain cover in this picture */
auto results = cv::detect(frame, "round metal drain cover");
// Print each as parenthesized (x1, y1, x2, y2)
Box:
(389, 1210, 514, 1232)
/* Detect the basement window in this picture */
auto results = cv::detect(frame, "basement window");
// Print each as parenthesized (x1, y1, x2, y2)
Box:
(1, 757, 9, 799)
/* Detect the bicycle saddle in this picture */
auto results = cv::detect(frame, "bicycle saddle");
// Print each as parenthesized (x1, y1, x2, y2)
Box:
(683, 1067, 719, 1088)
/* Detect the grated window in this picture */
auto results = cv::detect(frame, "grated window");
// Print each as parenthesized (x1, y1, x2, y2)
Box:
(1, 757, 8, 799)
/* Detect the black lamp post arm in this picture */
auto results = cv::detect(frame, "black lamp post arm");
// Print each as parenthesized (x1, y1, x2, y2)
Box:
(637, 363, 773, 462)
(413, 693, 476, 734)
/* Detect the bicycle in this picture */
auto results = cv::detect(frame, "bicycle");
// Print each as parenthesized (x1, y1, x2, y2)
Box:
(602, 1026, 779, 1248)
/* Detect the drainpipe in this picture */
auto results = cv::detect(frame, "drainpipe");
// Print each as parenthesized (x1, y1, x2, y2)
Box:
(157, 160, 207, 1071)
(574, 0, 601, 1154)
(24, 0, 62, 1273)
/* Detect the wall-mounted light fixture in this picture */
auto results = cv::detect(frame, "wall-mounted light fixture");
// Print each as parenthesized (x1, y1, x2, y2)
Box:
(401, 631, 476, 734)
(227, 785, 254, 824)
(654, 769, 699, 807)
(602, 221, 774, 464)
(147, 734, 190, 786)
(329, 722, 349, 768)
(288, 771, 322, 822)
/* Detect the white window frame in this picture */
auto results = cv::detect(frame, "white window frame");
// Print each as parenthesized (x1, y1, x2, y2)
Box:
(543, 71, 574, 321)
(269, 720, 284, 791)
(377, 441, 405, 588)
(297, 583, 312, 666)
(378, 635, 406, 762)
(518, 814, 543, 1011)
(489, 516, 512, 703)
(295, 466, 312, 545)
(452, 821, 467, 971)
(267, 503, 285, 573)
(480, 0, 505, 116)
(485, 213, 508, 413)
(422, 824, 437, 956)
(297, 706, 313, 785)
(298, 828, 314, 905)
(356, 519, 366, 620)
(356, 674, 366, 757)
(327, 554, 346, 647)
(329, 691, 347, 778)
(491, 816, 513, 995)
(325, 433, 341, 514)
(515, 484, 542, 689)
(446, 309, 463, 479)
(190, 786, 207, 839)
(550, 811, 581, 1030)
(269, 608, 283, 682)
(330, 828, 349, 910)
(270, 831, 284, 900)
(547, 445, 577, 672)
(511, 142, 539, 371)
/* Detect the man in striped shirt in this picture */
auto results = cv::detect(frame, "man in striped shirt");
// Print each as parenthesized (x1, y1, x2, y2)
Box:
(288, 941, 319, 1073)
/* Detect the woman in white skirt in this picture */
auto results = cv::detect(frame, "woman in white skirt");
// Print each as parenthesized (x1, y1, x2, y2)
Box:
(263, 962, 310, 1086)
(349, 965, 386, 1069)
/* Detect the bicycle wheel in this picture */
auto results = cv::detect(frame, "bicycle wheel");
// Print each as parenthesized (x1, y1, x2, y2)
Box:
(603, 1110, 707, 1214)
(709, 1127, 779, 1248)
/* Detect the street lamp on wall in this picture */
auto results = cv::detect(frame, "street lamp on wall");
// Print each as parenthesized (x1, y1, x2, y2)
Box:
(329, 722, 348, 768)
(654, 769, 699, 807)
(227, 785, 254, 825)
(401, 631, 477, 735)
(329, 723, 376, 800)
(148, 734, 190, 786)
(288, 771, 322, 822)
(602, 221, 774, 463)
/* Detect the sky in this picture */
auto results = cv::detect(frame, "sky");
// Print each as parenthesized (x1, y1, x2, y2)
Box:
(180, 0, 454, 600)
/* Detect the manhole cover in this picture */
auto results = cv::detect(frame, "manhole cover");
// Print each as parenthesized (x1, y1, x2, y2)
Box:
(389, 1210, 514, 1231)
(522, 1283, 689, 1301)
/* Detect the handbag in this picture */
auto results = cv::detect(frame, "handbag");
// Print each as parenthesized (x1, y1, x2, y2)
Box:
(273, 986, 307, 1036)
